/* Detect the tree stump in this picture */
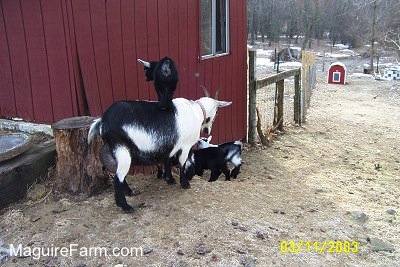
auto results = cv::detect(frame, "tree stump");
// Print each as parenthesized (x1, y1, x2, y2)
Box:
(52, 116, 109, 196)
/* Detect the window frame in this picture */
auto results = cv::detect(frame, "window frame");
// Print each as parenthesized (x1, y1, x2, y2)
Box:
(200, 0, 230, 60)
(333, 71, 341, 82)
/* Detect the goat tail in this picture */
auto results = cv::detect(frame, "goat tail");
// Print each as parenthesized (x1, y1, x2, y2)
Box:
(234, 140, 244, 151)
(88, 117, 102, 144)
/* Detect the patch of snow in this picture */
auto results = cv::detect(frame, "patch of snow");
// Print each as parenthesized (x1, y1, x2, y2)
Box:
(339, 49, 356, 55)
(256, 49, 273, 57)
(256, 58, 301, 68)
(323, 52, 354, 59)
(325, 43, 350, 49)
(0, 119, 53, 136)
(350, 73, 375, 80)
(256, 58, 272, 66)
(290, 46, 302, 51)
(280, 62, 303, 68)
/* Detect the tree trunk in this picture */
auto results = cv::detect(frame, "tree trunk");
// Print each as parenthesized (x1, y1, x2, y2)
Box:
(370, 0, 377, 73)
(52, 116, 109, 197)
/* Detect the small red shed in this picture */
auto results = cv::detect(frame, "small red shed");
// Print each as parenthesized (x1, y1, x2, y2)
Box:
(328, 62, 346, 84)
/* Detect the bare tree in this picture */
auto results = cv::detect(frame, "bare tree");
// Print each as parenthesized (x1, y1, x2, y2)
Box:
(246, 0, 399, 60)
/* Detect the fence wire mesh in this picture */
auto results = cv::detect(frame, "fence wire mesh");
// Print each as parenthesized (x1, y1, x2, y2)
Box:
(301, 51, 317, 120)
(256, 77, 296, 130)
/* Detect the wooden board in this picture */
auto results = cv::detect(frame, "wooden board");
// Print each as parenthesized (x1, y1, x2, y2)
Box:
(21, 0, 54, 123)
(0, 140, 56, 210)
(0, 2, 16, 117)
(2, 0, 34, 120)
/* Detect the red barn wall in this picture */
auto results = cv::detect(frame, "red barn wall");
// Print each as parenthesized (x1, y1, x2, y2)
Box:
(0, 0, 247, 144)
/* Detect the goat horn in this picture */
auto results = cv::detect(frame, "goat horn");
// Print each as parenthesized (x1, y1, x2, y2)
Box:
(137, 59, 150, 68)
(214, 88, 221, 100)
(200, 85, 210, 97)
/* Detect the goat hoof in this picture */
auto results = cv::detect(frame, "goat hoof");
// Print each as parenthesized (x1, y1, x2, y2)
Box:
(165, 178, 177, 185)
(157, 171, 163, 179)
(122, 207, 135, 213)
(121, 205, 134, 213)
(225, 178, 231, 181)
(117, 203, 135, 213)
(181, 183, 191, 189)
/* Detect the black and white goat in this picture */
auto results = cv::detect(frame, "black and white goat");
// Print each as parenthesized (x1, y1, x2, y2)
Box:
(88, 92, 232, 212)
(197, 136, 243, 178)
(137, 57, 178, 109)
(156, 146, 231, 182)
(191, 147, 231, 182)
(138, 56, 179, 182)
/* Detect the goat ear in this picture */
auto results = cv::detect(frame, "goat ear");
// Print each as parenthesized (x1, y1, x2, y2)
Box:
(200, 85, 210, 97)
(137, 59, 151, 68)
(217, 101, 232, 107)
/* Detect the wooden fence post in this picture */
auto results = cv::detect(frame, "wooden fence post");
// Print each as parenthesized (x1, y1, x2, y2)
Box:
(301, 50, 307, 123)
(276, 80, 284, 131)
(248, 50, 257, 145)
(294, 71, 301, 125)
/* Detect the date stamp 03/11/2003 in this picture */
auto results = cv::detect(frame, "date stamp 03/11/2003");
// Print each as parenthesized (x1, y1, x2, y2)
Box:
(280, 240, 359, 254)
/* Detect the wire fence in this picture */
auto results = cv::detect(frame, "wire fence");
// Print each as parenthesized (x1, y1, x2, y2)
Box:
(248, 49, 317, 145)
(301, 51, 317, 121)
(256, 78, 297, 129)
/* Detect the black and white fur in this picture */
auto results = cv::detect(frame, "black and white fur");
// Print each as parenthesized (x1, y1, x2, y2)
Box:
(191, 147, 231, 182)
(197, 136, 243, 178)
(137, 57, 178, 109)
(138, 56, 179, 183)
(88, 97, 231, 212)
(156, 146, 231, 182)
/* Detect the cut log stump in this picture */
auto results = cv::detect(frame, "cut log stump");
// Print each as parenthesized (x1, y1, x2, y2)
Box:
(52, 116, 109, 196)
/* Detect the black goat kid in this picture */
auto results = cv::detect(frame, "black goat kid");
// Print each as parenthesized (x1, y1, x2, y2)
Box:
(156, 146, 231, 183)
(192, 147, 231, 182)
(137, 57, 178, 109)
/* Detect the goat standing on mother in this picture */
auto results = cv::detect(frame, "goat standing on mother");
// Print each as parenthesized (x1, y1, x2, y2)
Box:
(88, 89, 231, 212)
(137, 57, 178, 109)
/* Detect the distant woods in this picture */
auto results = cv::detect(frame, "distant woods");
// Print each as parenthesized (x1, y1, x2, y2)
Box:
(247, 0, 400, 58)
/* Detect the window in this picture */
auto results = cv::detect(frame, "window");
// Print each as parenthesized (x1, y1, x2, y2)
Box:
(200, 0, 229, 58)
(333, 71, 341, 82)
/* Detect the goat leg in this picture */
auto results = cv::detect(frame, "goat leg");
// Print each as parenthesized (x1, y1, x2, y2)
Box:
(122, 179, 134, 196)
(230, 165, 241, 178)
(208, 168, 222, 182)
(221, 164, 231, 181)
(156, 163, 164, 179)
(114, 177, 134, 213)
(163, 160, 176, 184)
(180, 166, 191, 189)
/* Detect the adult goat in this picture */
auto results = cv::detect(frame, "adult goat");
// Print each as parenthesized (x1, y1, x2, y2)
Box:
(88, 91, 231, 212)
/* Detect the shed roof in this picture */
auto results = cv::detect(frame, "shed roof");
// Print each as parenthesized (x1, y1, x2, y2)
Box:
(329, 62, 347, 72)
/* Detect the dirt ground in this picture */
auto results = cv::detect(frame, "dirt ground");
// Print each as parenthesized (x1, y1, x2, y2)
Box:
(1, 58, 400, 266)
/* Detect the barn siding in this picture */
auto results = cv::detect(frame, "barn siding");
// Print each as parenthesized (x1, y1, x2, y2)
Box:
(0, 0, 247, 144)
